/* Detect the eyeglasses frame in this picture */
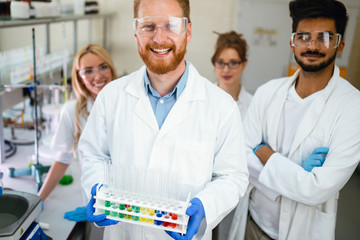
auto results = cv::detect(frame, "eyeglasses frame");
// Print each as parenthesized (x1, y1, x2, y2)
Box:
(133, 15, 189, 37)
(290, 31, 342, 49)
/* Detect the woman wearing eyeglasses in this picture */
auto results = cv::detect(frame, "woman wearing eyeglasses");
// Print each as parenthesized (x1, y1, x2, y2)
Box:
(38, 44, 118, 205)
(212, 31, 252, 120)
(211, 31, 252, 240)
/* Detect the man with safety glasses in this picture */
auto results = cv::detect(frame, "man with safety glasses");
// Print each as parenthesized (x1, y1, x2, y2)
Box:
(228, 0, 360, 240)
(79, 0, 249, 239)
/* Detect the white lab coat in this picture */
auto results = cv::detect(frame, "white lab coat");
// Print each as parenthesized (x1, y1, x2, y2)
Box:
(51, 99, 93, 205)
(228, 66, 360, 240)
(51, 99, 93, 165)
(79, 63, 249, 240)
(213, 83, 253, 120)
(236, 87, 253, 120)
(214, 86, 252, 240)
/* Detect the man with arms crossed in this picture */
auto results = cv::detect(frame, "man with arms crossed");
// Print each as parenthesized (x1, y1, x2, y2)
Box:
(230, 0, 360, 239)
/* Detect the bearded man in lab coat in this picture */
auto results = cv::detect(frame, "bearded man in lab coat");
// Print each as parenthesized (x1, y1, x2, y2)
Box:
(228, 0, 360, 240)
(78, 0, 249, 239)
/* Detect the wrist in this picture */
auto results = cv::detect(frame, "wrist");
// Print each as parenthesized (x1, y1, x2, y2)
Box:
(253, 143, 267, 155)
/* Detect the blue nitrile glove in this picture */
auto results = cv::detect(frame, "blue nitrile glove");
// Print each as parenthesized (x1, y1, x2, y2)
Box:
(302, 147, 329, 172)
(253, 143, 268, 154)
(87, 183, 118, 227)
(64, 206, 88, 222)
(166, 198, 205, 240)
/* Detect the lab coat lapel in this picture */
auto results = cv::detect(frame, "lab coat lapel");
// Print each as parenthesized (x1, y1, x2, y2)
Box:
(288, 66, 339, 156)
(126, 66, 159, 132)
(158, 64, 205, 139)
(158, 98, 189, 138)
(267, 74, 297, 149)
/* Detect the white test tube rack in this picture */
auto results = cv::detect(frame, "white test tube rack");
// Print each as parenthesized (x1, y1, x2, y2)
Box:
(94, 187, 191, 234)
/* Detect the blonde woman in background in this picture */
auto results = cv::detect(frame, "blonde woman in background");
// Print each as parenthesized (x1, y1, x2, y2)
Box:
(38, 43, 118, 203)
(212, 31, 252, 120)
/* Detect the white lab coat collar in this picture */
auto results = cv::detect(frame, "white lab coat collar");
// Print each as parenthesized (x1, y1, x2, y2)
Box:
(238, 85, 251, 104)
(268, 66, 340, 156)
(125, 63, 206, 100)
(124, 62, 206, 136)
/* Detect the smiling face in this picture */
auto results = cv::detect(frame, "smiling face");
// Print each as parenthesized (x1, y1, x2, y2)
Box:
(134, 0, 192, 75)
(215, 48, 247, 87)
(291, 17, 344, 73)
(78, 53, 112, 100)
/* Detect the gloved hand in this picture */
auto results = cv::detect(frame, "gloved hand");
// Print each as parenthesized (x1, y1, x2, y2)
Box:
(64, 206, 88, 222)
(166, 198, 205, 240)
(87, 183, 118, 227)
(302, 147, 329, 172)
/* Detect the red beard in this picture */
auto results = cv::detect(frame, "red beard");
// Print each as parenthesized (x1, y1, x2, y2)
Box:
(139, 37, 187, 75)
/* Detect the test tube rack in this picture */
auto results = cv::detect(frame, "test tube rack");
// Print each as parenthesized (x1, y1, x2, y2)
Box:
(94, 187, 191, 234)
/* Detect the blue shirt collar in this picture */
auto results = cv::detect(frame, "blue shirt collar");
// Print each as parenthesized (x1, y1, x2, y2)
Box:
(144, 61, 189, 99)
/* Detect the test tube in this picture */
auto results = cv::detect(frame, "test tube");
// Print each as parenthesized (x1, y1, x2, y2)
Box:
(111, 202, 118, 217)
(104, 160, 110, 195)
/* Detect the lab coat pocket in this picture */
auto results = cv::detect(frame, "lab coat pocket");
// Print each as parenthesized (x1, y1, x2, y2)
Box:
(303, 133, 328, 156)
(173, 140, 214, 186)
(308, 208, 336, 240)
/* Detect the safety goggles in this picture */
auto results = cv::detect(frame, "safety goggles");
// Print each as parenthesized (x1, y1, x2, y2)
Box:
(133, 15, 188, 37)
(214, 61, 242, 69)
(78, 64, 110, 80)
(291, 31, 342, 49)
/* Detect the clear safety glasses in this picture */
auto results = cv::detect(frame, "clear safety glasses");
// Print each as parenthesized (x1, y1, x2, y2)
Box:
(291, 31, 342, 49)
(214, 61, 242, 69)
(133, 15, 188, 37)
(78, 64, 110, 80)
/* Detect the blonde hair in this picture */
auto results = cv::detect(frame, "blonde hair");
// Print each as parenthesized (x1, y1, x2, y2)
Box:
(71, 43, 118, 149)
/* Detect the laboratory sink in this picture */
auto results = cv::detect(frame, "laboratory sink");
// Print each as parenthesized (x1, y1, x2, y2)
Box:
(0, 189, 42, 240)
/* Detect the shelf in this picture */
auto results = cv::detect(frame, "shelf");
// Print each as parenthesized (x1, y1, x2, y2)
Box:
(0, 13, 115, 29)
(0, 12, 116, 163)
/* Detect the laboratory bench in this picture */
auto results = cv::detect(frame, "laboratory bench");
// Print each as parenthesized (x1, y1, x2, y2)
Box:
(0, 130, 85, 240)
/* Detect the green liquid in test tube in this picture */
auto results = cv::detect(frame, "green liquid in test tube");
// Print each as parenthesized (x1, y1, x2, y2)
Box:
(104, 200, 111, 215)
(134, 206, 140, 213)
(111, 204, 118, 217)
